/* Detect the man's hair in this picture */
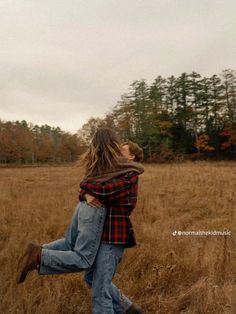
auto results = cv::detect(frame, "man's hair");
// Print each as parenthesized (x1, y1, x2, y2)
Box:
(122, 141, 144, 162)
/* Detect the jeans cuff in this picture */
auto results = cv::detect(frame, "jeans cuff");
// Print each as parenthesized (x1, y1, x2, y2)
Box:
(38, 248, 52, 275)
(118, 289, 132, 311)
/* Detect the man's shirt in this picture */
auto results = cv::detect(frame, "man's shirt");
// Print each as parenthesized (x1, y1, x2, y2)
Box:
(78, 171, 139, 248)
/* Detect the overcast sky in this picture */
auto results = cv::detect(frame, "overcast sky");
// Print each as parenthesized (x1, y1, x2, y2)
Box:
(0, 0, 235, 133)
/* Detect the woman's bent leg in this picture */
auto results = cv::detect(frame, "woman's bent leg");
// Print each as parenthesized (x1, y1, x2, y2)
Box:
(38, 246, 93, 275)
(41, 202, 81, 251)
(89, 243, 131, 314)
(38, 202, 106, 275)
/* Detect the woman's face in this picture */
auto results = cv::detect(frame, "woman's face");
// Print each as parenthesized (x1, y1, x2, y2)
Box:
(121, 145, 135, 161)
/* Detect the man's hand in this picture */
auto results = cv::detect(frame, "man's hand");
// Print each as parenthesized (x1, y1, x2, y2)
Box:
(85, 193, 103, 208)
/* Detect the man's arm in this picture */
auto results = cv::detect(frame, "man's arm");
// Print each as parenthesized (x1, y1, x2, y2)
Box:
(80, 172, 138, 203)
(78, 189, 87, 202)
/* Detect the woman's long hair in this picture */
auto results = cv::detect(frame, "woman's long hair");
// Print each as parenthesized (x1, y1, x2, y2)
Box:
(78, 127, 124, 177)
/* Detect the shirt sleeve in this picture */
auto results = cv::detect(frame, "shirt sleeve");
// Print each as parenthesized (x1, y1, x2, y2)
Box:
(78, 189, 86, 202)
(78, 189, 96, 202)
(80, 172, 138, 202)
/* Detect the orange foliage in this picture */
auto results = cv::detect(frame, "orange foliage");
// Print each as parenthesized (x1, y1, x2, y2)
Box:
(220, 123, 236, 150)
(194, 134, 215, 152)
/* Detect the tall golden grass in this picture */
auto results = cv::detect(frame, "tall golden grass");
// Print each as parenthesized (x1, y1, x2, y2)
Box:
(0, 161, 236, 313)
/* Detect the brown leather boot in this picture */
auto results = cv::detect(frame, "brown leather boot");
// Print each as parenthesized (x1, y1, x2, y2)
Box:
(125, 303, 143, 314)
(17, 242, 42, 284)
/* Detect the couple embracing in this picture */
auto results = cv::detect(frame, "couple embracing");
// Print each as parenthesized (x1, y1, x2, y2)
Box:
(17, 127, 144, 314)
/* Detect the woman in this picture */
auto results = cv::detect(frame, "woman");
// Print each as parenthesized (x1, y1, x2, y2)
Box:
(17, 127, 143, 313)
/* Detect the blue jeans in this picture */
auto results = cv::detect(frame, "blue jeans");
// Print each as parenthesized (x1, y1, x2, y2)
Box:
(38, 201, 132, 313)
(39, 201, 107, 273)
(84, 243, 132, 314)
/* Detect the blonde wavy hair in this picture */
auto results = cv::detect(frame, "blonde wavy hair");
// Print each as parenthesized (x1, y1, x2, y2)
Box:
(78, 127, 123, 177)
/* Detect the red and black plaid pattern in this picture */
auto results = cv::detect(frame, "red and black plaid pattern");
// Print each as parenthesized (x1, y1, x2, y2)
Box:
(78, 171, 139, 248)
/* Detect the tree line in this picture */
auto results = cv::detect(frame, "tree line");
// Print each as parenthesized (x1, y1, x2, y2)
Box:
(0, 120, 82, 163)
(79, 69, 236, 161)
(0, 69, 235, 164)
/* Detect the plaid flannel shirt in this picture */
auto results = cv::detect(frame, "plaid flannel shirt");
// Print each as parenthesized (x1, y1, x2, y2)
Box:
(78, 171, 139, 248)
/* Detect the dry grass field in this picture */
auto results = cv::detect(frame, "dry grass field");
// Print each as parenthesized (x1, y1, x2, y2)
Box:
(0, 162, 236, 314)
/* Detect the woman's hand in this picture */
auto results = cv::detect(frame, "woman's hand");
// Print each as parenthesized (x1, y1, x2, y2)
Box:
(85, 194, 103, 208)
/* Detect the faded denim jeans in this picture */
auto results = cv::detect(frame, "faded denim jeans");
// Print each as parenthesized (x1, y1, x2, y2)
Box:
(38, 201, 132, 313)
(84, 243, 132, 314)
(39, 201, 106, 273)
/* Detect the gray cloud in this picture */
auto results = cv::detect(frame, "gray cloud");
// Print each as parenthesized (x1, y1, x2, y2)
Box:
(0, 0, 235, 132)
